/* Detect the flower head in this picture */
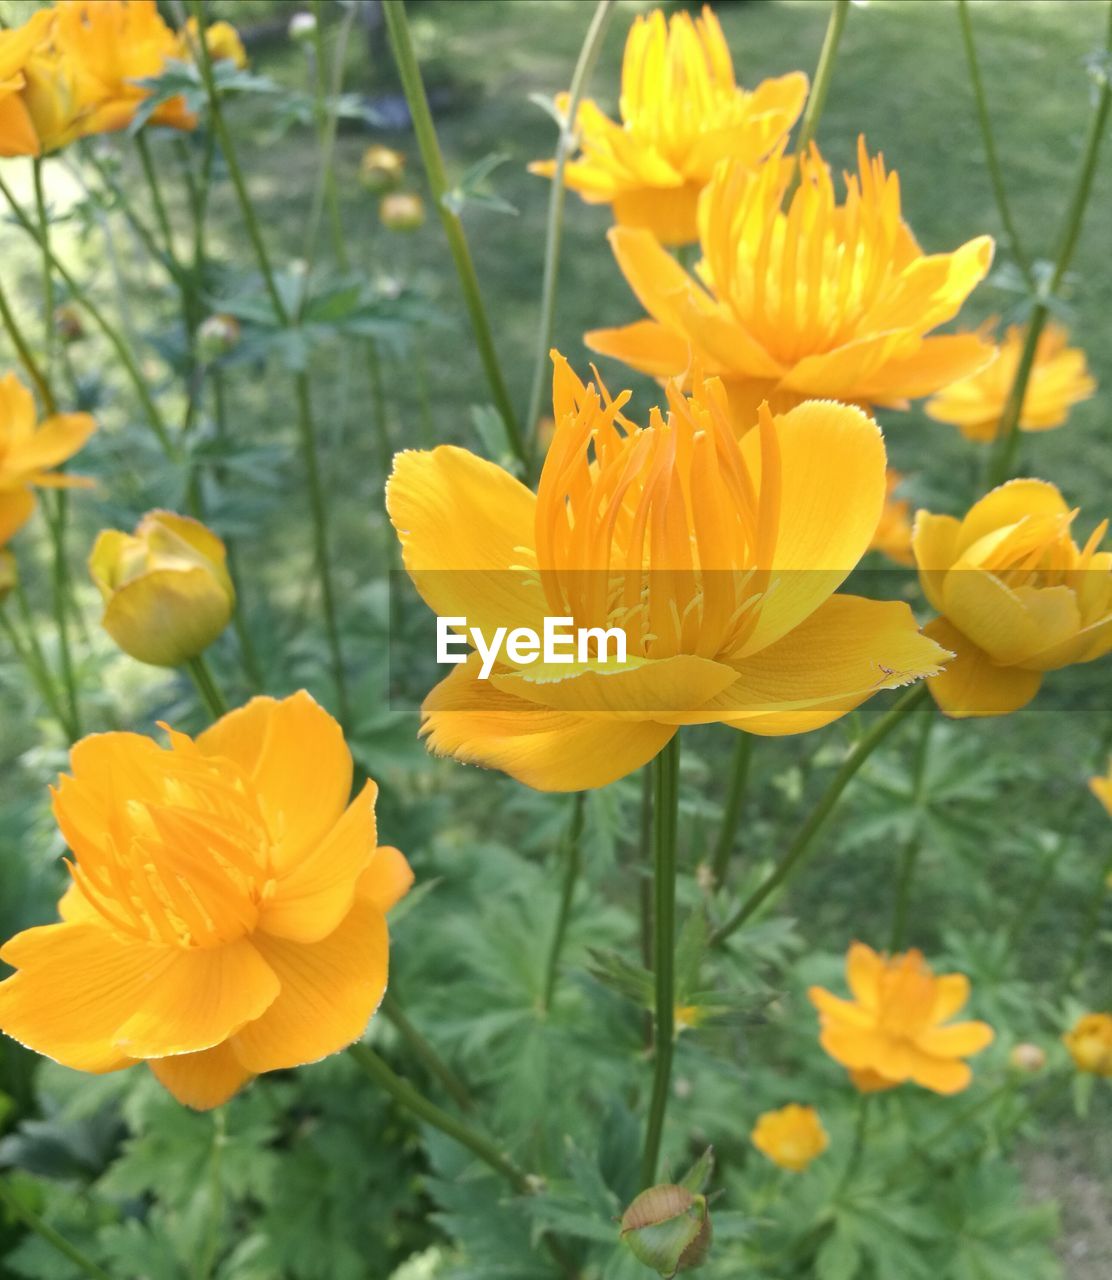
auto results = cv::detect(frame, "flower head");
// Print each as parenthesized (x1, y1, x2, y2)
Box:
(0, 371, 95, 546)
(0, 8, 57, 155)
(1063, 1013, 1112, 1077)
(588, 139, 994, 431)
(0, 692, 413, 1110)
(89, 510, 235, 668)
(913, 479, 1111, 717)
(531, 6, 806, 245)
(871, 470, 914, 566)
(750, 1103, 828, 1172)
(181, 16, 247, 69)
(387, 354, 948, 792)
(926, 320, 1095, 442)
(809, 942, 994, 1095)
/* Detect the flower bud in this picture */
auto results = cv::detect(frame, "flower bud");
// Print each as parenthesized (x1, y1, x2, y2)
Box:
(1063, 1013, 1112, 1077)
(360, 145, 406, 193)
(379, 191, 425, 232)
(89, 511, 234, 667)
(196, 313, 241, 362)
(0, 551, 16, 604)
(288, 11, 316, 43)
(1008, 1043, 1047, 1074)
(53, 305, 84, 344)
(620, 1184, 711, 1277)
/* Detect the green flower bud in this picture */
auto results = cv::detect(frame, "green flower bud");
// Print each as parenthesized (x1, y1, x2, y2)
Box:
(620, 1185, 712, 1277)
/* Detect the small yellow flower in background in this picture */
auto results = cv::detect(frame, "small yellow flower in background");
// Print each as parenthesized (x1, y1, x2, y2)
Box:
(530, 6, 807, 246)
(751, 1104, 829, 1172)
(182, 16, 247, 69)
(0, 549, 16, 602)
(0, 371, 96, 546)
(675, 1004, 704, 1033)
(870, 470, 914, 567)
(912, 479, 1111, 717)
(0, 692, 413, 1110)
(1089, 758, 1112, 816)
(926, 320, 1096, 442)
(1063, 1013, 1112, 1077)
(0, 8, 56, 156)
(809, 942, 994, 1095)
(361, 144, 406, 192)
(1008, 1043, 1047, 1074)
(387, 354, 949, 792)
(89, 511, 235, 667)
(380, 191, 425, 231)
(588, 138, 995, 434)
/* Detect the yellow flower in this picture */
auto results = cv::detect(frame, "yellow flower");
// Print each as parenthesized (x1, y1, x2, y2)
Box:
(1063, 1013, 1112, 1077)
(386, 354, 948, 792)
(1091, 758, 1112, 817)
(809, 942, 994, 1095)
(926, 320, 1096, 442)
(871, 470, 914, 567)
(912, 479, 1111, 717)
(588, 139, 995, 432)
(89, 511, 235, 668)
(0, 8, 55, 156)
(181, 16, 247, 69)
(380, 191, 425, 231)
(0, 692, 413, 1110)
(361, 144, 406, 192)
(0, 371, 95, 546)
(530, 6, 807, 246)
(750, 1104, 828, 1172)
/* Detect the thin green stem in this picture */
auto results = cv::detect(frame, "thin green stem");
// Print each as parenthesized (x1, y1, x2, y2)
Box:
(835, 1094, 871, 1197)
(308, 0, 354, 281)
(195, 1109, 226, 1280)
(0, 605, 72, 738)
(524, 0, 615, 476)
(31, 160, 54, 378)
(135, 132, 177, 264)
(380, 991, 473, 1113)
(785, 0, 850, 203)
(541, 793, 586, 1012)
(957, 0, 1034, 288)
(640, 736, 681, 1188)
(711, 733, 751, 891)
(989, 2, 1112, 486)
(382, 0, 525, 469)
(0, 1178, 113, 1280)
(713, 686, 929, 948)
(0, 277, 52, 412)
(186, 653, 229, 720)
(888, 707, 934, 951)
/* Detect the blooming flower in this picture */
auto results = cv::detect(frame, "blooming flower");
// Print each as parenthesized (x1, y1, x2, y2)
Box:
(529, 6, 807, 245)
(750, 1104, 828, 1172)
(912, 479, 1111, 717)
(926, 320, 1096, 442)
(89, 511, 235, 668)
(0, 692, 413, 1110)
(1063, 1013, 1112, 1077)
(870, 470, 914, 566)
(386, 354, 948, 792)
(0, 9, 55, 155)
(809, 942, 994, 1095)
(587, 139, 994, 432)
(181, 16, 247, 69)
(0, 372, 95, 547)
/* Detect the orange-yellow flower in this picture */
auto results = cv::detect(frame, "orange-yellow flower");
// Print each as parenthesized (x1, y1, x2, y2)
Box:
(0, 9, 55, 156)
(529, 6, 807, 245)
(913, 480, 1111, 717)
(1063, 1013, 1112, 1077)
(750, 1104, 828, 1172)
(588, 139, 995, 432)
(181, 16, 247, 69)
(809, 943, 994, 1095)
(386, 354, 949, 792)
(1091, 758, 1112, 817)
(926, 320, 1096, 442)
(0, 692, 413, 1111)
(0, 372, 95, 547)
(871, 470, 914, 566)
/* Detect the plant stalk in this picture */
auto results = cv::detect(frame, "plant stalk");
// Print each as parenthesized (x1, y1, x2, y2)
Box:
(541, 792, 587, 1012)
(785, 0, 850, 203)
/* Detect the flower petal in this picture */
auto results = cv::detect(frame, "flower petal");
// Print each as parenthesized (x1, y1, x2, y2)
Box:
(916, 1020, 994, 1058)
(912, 510, 963, 612)
(907, 1053, 973, 1095)
(4, 412, 95, 477)
(358, 845, 414, 915)
(584, 318, 691, 379)
(0, 487, 34, 544)
(149, 1042, 254, 1111)
(99, 567, 234, 667)
(956, 479, 1069, 556)
(922, 618, 1042, 718)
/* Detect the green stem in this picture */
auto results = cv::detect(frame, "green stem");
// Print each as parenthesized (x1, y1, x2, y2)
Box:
(785, 0, 850, 203)
(0, 173, 177, 459)
(541, 793, 586, 1012)
(524, 0, 615, 477)
(957, 0, 1034, 288)
(186, 653, 229, 720)
(713, 686, 928, 948)
(135, 131, 177, 264)
(640, 736, 681, 1188)
(0, 1178, 113, 1280)
(31, 160, 54, 377)
(988, 1, 1112, 486)
(0, 605, 72, 738)
(888, 707, 934, 951)
(307, 0, 354, 282)
(382, 0, 525, 469)
(380, 991, 473, 1113)
(195, 1109, 225, 1280)
(711, 733, 751, 891)
(0, 277, 52, 412)
(835, 1094, 871, 1197)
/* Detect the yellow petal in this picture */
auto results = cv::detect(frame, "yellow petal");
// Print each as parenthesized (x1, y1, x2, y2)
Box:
(584, 319, 691, 379)
(808, 986, 873, 1029)
(931, 972, 971, 1022)
(422, 659, 676, 791)
(386, 446, 546, 639)
(0, 89, 40, 158)
(907, 1053, 973, 1095)
(198, 691, 352, 873)
(358, 845, 414, 915)
(612, 181, 702, 246)
(231, 898, 388, 1075)
(258, 781, 378, 944)
(940, 568, 1077, 666)
(149, 1042, 254, 1111)
(912, 510, 963, 612)
(847, 942, 882, 1008)
(0, 487, 35, 544)
(4, 412, 95, 476)
(99, 566, 234, 666)
(916, 1020, 994, 1058)
(956, 479, 1069, 556)
(862, 332, 996, 404)
(922, 618, 1042, 718)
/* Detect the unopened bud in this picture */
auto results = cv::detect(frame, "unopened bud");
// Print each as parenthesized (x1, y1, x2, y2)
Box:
(288, 11, 316, 43)
(53, 304, 83, 344)
(360, 145, 406, 193)
(379, 191, 425, 231)
(1008, 1043, 1046, 1074)
(196, 314, 241, 362)
(620, 1186, 711, 1277)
